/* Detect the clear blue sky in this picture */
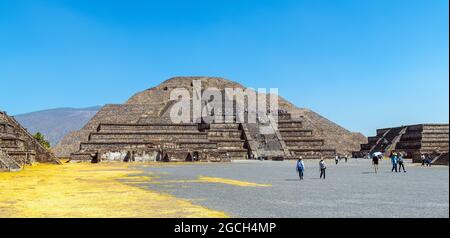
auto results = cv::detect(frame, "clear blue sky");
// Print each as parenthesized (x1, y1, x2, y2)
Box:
(1, 0, 448, 135)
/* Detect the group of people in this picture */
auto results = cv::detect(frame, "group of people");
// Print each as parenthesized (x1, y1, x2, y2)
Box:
(389, 151, 407, 173)
(296, 157, 327, 180)
(296, 150, 425, 180)
(334, 155, 348, 164)
(371, 151, 407, 173)
(420, 154, 433, 167)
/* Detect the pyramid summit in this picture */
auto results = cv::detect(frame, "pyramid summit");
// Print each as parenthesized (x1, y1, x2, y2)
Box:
(53, 76, 367, 162)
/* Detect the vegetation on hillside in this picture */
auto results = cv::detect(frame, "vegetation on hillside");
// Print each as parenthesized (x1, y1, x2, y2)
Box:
(33, 132, 51, 149)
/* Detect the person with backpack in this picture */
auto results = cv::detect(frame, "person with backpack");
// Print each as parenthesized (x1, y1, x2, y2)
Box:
(319, 159, 327, 179)
(296, 158, 305, 181)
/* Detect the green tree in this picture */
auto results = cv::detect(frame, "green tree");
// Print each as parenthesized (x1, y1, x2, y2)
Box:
(33, 132, 51, 149)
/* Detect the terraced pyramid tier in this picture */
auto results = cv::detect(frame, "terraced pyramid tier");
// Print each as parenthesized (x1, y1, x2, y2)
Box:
(1, 111, 59, 171)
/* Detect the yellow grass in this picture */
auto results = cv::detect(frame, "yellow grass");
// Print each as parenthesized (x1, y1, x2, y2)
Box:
(134, 175, 272, 187)
(0, 163, 227, 218)
(197, 176, 271, 187)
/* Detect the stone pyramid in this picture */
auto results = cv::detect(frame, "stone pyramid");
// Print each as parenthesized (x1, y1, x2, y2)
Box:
(53, 77, 366, 162)
(1, 111, 59, 171)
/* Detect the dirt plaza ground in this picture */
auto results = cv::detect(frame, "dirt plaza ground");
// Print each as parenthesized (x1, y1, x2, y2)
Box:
(0, 159, 448, 218)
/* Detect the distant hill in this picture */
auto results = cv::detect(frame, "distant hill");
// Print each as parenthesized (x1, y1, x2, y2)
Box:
(14, 106, 101, 146)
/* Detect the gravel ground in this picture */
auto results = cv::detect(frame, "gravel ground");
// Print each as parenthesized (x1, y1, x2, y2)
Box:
(133, 159, 449, 218)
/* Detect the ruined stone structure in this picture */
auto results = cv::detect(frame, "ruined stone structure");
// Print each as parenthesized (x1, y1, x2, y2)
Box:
(353, 124, 449, 165)
(0, 111, 60, 171)
(53, 77, 366, 162)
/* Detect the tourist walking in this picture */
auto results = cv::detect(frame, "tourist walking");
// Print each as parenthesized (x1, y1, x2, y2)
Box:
(372, 154, 380, 174)
(319, 159, 326, 179)
(397, 152, 406, 173)
(335, 155, 339, 165)
(421, 154, 426, 166)
(296, 158, 305, 181)
(426, 154, 432, 167)
(390, 152, 398, 172)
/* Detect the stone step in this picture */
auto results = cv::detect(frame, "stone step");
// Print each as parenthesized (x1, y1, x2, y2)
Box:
(209, 123, 241, 130)
(279, 129, 313, 137)
(215, 141, 246, 148)
(420, 130, 450, 134)
(208, 130, 243, 138)
(278, 113, 292, 120)
(0, 143, 21, 149)
(397, 141, 449, 149)
(70, 152, 96, 162)
(177, 142, 218, 149)
(208, 138, 244, 142)
(287, 144, 329, 150)
(419, 146, 449, 152)
(409, 124, 449, 131)
(208, 128, 242, 132)
(401, 134, 449, 141)
(277, 120, 303, 128)
(98, 123, 199, 132)
(284, 138, 324, 145)
(80, 142, 155, 151)
(89, 131, 209, 142)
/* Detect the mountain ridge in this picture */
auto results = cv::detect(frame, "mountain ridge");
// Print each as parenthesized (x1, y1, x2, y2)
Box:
(14, 106, 102, 146)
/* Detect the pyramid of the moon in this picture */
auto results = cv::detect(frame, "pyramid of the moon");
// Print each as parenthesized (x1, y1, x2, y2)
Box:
(53, 77, 366, 162)
(1, 111, 60, 171)
(353, 124, 449, 165)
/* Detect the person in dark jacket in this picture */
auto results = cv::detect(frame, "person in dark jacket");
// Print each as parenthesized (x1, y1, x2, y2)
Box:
(372, 154, 380, 174)
(319, 159, 326, 179)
